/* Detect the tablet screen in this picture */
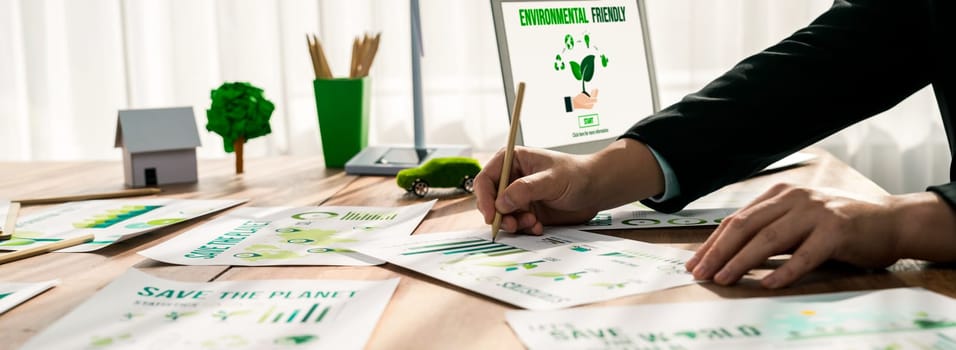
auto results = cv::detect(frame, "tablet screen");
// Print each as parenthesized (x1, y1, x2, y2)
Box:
(493, 0, 657, 152)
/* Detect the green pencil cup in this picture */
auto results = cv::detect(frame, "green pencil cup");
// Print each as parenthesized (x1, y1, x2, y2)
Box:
(314, 77, 371, 168)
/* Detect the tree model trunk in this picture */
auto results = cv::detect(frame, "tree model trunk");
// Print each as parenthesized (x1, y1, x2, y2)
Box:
(234, 137, 245, 174)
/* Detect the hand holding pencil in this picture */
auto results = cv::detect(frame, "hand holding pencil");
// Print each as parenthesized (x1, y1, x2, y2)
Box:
(474, 82, 610, 238)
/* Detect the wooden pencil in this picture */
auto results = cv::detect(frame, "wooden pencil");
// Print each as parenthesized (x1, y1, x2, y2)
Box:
(15, 187, 161, 206)
(306, 34, 321, 79)
(0, 233, 95, 264)
(363, 32, 382, 77)
(491, 82, 526, 242)
(313, 34, 332, 79)
(350, 38, 360, 78)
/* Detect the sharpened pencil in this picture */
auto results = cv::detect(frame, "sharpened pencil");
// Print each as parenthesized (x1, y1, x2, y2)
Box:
(491, 82, 526, 242)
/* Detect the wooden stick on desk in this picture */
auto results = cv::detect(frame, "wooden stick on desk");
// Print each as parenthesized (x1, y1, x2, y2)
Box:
(15, 187, 161, 206)
(1, 202, 19, 240)
(491, 82, 526, 242)
(0, 233, 94, 264)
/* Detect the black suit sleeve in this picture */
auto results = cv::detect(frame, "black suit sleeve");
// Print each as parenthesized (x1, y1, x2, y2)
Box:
(929, 183, 956, 212)
(621, 0, 935, 213)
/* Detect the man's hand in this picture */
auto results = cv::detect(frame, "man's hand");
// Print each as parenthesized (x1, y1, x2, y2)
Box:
(474, 147, 598, 235)
(475, 139, 665, 235)
(685, 183, 956, 288)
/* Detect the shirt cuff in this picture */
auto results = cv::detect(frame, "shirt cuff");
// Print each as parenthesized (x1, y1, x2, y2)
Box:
(646, 146, 680, 203)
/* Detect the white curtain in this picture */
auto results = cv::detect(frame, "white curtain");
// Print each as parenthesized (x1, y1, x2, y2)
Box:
(0, 0, 949, 194)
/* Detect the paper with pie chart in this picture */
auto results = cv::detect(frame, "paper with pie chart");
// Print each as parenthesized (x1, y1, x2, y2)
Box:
(19, 269, 398, 350)
(0, 279, 59, 315)
(355, 228, 696, 310)
(0, 199, 244, 252)
(506, 287, 956, 350)
(140, 200, 435, 266)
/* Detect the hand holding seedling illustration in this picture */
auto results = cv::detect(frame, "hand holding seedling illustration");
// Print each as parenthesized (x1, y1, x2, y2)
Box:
(554, 33, 609, 112)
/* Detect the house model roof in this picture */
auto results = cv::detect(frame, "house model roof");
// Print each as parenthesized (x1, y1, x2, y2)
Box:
(114, 107, 202, 153)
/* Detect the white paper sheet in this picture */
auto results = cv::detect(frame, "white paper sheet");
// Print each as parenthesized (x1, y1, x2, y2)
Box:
(355, 228, 697, 310)
(20, 269, 398, 350)
(506, 287, 956, 349)
(0, 199, 244, 252)
(139, 201, 435, 266)
(0, 279, 59, 314)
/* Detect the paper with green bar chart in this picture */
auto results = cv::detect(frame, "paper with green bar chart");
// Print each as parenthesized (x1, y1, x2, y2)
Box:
(139, 201, 435, 266)
(355, 228, 697, 310)
(506, 287, 956, 349)
(0, 199, 244, 252)
(20, 269, 398, 350)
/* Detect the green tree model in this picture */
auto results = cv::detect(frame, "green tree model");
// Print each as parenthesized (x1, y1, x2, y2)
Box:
(206, 82, 274, 174)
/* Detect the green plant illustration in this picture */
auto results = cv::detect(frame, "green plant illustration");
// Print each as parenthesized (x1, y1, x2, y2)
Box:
(206, 82, 275, 175)
(553, 33, 609, 96)
(569, 55, 595, 95)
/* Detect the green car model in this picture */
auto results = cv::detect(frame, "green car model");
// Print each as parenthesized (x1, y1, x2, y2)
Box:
(396, 157, 482, 197)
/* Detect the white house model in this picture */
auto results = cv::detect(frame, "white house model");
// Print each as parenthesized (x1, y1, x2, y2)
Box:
(114, 107, 201, 188)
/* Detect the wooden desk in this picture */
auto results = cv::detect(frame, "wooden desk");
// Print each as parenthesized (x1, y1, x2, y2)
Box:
(1, 150, 954, 349)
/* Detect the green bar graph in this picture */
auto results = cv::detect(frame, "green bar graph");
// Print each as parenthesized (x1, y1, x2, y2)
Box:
(442, 243, 513, 255)
(405, 239, 486, 251)
(401, 239, 528, 257)
(315, 305, 330, 323)
(258, 303, 330, 324)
